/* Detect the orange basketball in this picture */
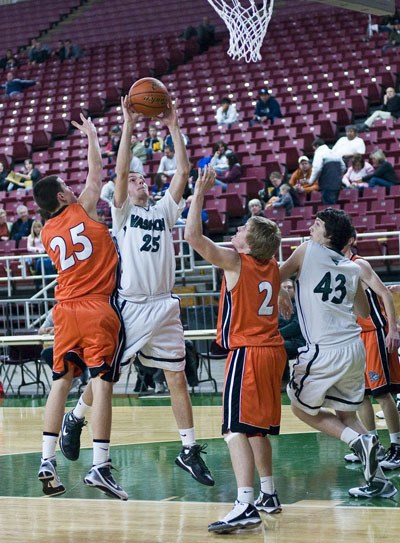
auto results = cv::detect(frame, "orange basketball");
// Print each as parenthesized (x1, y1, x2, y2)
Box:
(128, 77, 170, 117)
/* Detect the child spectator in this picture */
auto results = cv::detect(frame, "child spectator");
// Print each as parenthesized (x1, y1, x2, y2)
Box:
(266, 184, 293, 216)
(342, 154, 374, 189)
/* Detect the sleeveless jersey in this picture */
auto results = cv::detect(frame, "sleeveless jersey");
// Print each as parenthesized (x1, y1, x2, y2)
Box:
(112, 189, 184, 299)
(295, 241, 361, 346)
(217, 254, 284, 349)
(351, 254, 387, 332)
(41, 203, 118, 301)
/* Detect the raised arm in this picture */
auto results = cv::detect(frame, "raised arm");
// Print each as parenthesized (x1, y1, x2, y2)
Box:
(75, 114, 103, 218)
(184, 165, 240, 272)
(114, 96, 141, 208)
(162, 100, 190, 203)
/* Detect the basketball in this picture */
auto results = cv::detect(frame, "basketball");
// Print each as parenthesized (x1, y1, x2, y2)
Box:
(128, 77, 170, 117)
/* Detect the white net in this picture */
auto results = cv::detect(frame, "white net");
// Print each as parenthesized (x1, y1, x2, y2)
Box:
(207, 0, 274, 63)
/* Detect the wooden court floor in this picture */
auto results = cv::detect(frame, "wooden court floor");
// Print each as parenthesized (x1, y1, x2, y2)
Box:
(0, 398, 399, 542)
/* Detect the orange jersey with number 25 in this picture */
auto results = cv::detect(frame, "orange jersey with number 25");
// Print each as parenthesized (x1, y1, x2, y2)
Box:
(41, 203, 118, 301)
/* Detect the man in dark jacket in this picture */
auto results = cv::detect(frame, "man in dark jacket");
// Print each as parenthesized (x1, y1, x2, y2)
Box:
(252, 88, 282, 125)
(360, 87, 400, 130)
(1, 72, 36, 97)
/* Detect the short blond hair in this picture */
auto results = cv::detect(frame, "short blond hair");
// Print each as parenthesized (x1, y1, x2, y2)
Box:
(246, 216, 281, 260)
(370, 149, 386, 164)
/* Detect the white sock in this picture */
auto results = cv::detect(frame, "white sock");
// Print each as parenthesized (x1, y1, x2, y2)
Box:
(237, 486, 254, 504)
(93, 440, 110, 465)
(368, 429, 378, 437)
(260, 476, 275, 495)
(341, 427, 359, 446)
(73, 394, 89, 420)
(42, 433, 58, 460)
(179, 427, 196, 447)
(389, 432, 400, 445)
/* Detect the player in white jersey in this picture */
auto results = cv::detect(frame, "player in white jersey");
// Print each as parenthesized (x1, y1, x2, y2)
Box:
(61, 96, 214, 487)
(280, 207, 396, 499)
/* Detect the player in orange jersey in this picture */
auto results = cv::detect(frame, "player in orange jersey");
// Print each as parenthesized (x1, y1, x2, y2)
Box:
(185, 165, 287, 534)
(33, 114, 127, 501)
(343, 232, 400, 471)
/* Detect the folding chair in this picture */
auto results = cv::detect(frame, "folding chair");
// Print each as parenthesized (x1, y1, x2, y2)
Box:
(0, 344, 46, 396)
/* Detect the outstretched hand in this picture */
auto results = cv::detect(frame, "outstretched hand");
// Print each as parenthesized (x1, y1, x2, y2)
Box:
(121, 95, 141, 124)
(71, 113, 97, 137)
(194, 164, 216, 195)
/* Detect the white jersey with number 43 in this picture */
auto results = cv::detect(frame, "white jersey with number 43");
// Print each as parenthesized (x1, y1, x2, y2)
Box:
(295, 240, 362, 347)
(112, 190, 184, 300)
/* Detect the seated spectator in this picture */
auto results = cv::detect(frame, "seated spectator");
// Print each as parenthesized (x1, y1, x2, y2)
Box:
(0, 208, 10, 240)
(342, 154, 374, 189)
(28, 39, 50, 64)
(165, 132, 190, 148)
(216, 97, 238, 127)
(210, 140, 230, 177)
(278, 278, 306, 386)
(27, 220, 55, 276)
(180, 195, 209, 232)
(0, 160, 8, 190)
(251, 88, 282, 125)
(18, 159, 41, 189)
(308, 138, 345, 204)
(100, 175, 116, 206)
(382, 20, 400, 52)
(265, 183, 293, 216)
(361, 149, 399, 188)
(1, 71, 36, 97)
(129, 155, 144, 175)
(359, 87, 400, 131)
(10, 204, 33, 247)
(61, 39, 82, 60)
(144, 125, 164, 159)
(131, 134, 147, 164)
(151, 173, 170, 201)
(259, 170, 299, 207)
(181, 16, 215, 52)
(218, 152, 242, 190)
(289, 156, 318, 195)
(0, 49, 19, 70)
(332, 125, 366, 162)
(102, 125, 121, 163)
(157, 145, 177, 177)
(242, 198, 264, 224)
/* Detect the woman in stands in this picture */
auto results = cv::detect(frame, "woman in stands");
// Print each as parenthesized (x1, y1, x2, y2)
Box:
(342, 153, 374, 190)
(361, 149, 399, 189)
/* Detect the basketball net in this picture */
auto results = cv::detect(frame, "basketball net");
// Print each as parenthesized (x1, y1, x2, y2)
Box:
(207, 0, 274, 63)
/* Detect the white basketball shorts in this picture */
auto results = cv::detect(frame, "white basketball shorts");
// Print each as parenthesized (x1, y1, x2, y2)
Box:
(119, 294, 186, 372)
(287, 337, 366, 415)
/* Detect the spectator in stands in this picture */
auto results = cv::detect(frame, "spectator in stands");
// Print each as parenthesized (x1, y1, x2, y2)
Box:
(61, 39, 82, 61)
(278, 278, 306, 388)
(144, 124, 164, 159)
(1, 71, 36, 97)
(332, 125, 366, 163)
(241, 198, 264, 224)
(151, 173, 170, 202)
(180, 195, 209, 233)
(216, 97, 238, 127)
(210, 140, 230, 179)
(130, 134, 147, 164)
(265, 183, 294, 216)
(0, 49, 19, 70)
(18, 159, 42, 189)
(359, 87, 400, 131)
(289, 155, 318, 195)
(100, 175, 116, 206)
(259, 171, 299, 207)
(0, 160, 8, 190)
(342, 154, 374, 190)
(28, 39, 50, 64)
(157, 145, 177, 177)
(382, 20, 400, 52)
(181, 17, 215, 52)
(220, 152, 242, 188)
(308, 138, 345, 204)
(251, 88, 282, 126)
(129, 154, 144, 175)
(10, 204, 33, 247)
(165, 132, 190, 148)
(102, 125, 121, 163)
(361, 149, 399, 189)
(0, 208, 10, 241)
